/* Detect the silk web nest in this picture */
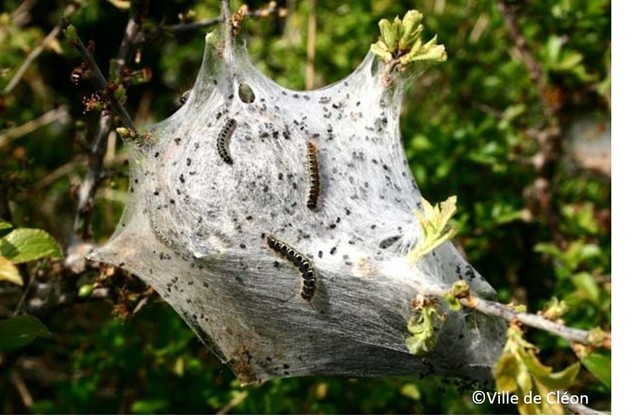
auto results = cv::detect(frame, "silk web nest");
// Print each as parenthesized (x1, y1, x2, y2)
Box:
(89, 10, 506, 385)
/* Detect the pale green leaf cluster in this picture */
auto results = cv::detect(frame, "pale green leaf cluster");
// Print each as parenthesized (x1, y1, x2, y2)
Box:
(443, 280, 471, 311)
(62, 23, 79, 45)
(407, 196, 458, 263)
(494, 324, 580, 414)
(405, 298, 443, 356)
(370, 10, 447, 67)
(539, 297, 568, 321)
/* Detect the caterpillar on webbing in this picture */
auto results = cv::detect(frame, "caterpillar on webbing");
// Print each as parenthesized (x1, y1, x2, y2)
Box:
(217, 119, 237, 164)
(266, 234, 317, 301)
(306, 141, 320, 210)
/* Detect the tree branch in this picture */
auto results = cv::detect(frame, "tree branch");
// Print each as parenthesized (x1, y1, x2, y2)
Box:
(0, 106, 69, 149)
(456, 294, 608, 348)
(496, 0, 564, 246)
(63, 23, 137, 132)
(221, 0, 233, 61)
(425, 283, 609, 349)
(3, 4, 79, 94)
(162, 2, 282, 33)
(305, 0, 317, 90)
(67, 16, 143, 248)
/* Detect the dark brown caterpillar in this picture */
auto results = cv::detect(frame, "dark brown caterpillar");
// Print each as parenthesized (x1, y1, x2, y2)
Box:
(306, 141, 320, 210)
(217, 119, 236, 164)
(266, 234, 317, 301)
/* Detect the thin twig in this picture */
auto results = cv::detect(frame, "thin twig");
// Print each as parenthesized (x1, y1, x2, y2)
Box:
(34, 156, 86, 189)
(4, 4, 79, 94)
(72, 115, 111, 242)
(424, 283, 608, 349)
(10, 0, 37, 26)
(69, 16, 143, 245)
(163, 3, 282, 33)
(115, 18, 145, 69)
(217, 391, 248, 414)
(12, 261, 41, 316)
(221, 0, 233, 62)
(458, 295, 599, 346)
(3, 24, 62, 94)
(0, 106, 69, 149)
(164, 16, 224, 32)
(496, 0, 564, 246)
(64, 25, 137, 132)
(10, 368, 34, 409)
(496, 2, 550, 119)
(305, 0, 317, 90)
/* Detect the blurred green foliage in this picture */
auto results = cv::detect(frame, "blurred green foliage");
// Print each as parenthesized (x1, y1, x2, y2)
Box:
(1, 0, 610, 414)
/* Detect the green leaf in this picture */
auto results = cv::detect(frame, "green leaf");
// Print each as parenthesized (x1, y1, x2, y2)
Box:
(370, 42, 392, 62)
(494, 324, 580, 415)
(0, 315, 52, 351)
(378, 19, 395, 50)
(407, 196, 457, 262)
(63, 23, 78, 45)
(494, 352, 519, 392)
(131, 399, 168, 414)
(400, 383, 421, 401)
(398, 10, 424, 51)
(0, 228, 63, 263)
(581, 352, 611, 389)
(521, 355, 580, 391)
(0, 219, 12, 235)
(443, 292, 461, 311)
(0, 256, 23, 285)
(409, 35, 447, 63)
(371, 10, 446, 66)
(406, 303, 441, 355)
(534, 242, 563, 259)
(571, 272, 600, 303)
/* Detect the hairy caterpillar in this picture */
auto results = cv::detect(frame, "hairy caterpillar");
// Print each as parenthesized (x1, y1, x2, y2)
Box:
(266, 234, 317, 301)
(217, 119, 237, 164)
(306, 141, 320, 210)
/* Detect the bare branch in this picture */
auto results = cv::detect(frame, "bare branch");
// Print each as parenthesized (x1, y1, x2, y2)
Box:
(217, 391, 249, 414)
(305, 0, 317, 90)
(3, 25, 61, 94)
(496, 0, 565, 246)
(0, 106, 69, 149)
(63, 24, 137, 132)
(10, 0, 37, 26)
(68, 16, 144, 247)
(10, 368, 34, 409)
(458, 295, 596, 346)
(221, 0, 233, 61)
(71, 115, 111, 243)
(163, 16, 224, 33)
(4, 4, 79, 94)
(163, 3, 283, 33)
(115, 18, 145, 69)
(426, 284, 609, 349)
